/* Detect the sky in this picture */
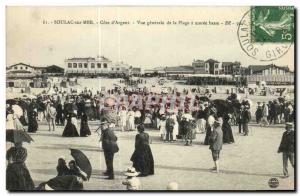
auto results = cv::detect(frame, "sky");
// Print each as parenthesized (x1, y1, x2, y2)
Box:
(6, 6, 294, 70)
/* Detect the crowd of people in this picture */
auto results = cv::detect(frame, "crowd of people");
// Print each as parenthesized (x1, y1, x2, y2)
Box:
(6, 82, 295, 191)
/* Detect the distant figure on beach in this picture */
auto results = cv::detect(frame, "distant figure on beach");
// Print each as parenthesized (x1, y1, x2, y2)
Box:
(80, 113, 91, 137)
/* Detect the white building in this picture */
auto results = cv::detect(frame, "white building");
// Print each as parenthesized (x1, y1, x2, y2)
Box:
(6, 63, 42, 78)
(65, 56, 129, 75)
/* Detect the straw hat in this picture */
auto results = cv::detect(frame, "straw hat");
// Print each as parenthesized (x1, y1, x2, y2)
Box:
(124, 167, 140, 177)
(286, 122, 294, 129)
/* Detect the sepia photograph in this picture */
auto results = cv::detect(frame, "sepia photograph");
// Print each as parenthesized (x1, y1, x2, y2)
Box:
(5, 6, 295, 191)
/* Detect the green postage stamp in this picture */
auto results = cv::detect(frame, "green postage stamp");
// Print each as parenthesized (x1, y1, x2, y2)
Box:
(251, 6, 294, 43)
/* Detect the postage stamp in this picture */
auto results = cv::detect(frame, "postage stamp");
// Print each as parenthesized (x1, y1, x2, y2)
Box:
(251, 6, 294, 43)
(237, 6, 294, 61)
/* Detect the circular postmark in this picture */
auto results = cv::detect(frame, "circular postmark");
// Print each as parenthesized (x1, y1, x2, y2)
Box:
(237, 8, 293, 61)
(268, 178, 279, 188)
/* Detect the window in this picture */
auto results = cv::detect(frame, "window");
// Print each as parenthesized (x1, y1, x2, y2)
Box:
(78, 63, 82, 68)
(14, 67, 17, 70)
(116, 68, 120, 71)
(25, 67, 28, 69)
(20, 67, 23, 70)
(84, 63, 88, 68)
(91, 63, 95, 68)
(73, 63, 77, 68)
(68, 63, 72, 68)
(97, 63, 101, 68)
(104, 63, 107, 68)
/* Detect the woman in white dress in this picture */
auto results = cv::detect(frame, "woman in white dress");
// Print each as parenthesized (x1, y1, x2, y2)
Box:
(119, 106, 127, 132)
(127, 109, 135, 131)
(170, 113, 179, 141)
(6, 110, 15, 130)
(159, 115, 167, 140)
(144, 112, 153, 128)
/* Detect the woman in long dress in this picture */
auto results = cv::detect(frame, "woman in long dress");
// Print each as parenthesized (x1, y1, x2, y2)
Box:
(144, 112, 153, 128)
(62, 113, 79, 137)
(36, 159, 87, 190)
(170, 113, 179, 141)
(80, 113, 91, 137)
(222, 114, 235, 144)
(27, 109, 38, 133)
(184, 119, 197, 146)
(6, 108, 15, 130)
(127, 109, 135, 131)
(6, 142, 35, 190)
(130, 125, 154, 177)
(159, 115, 167, 140)
(119, 106, 127, 132)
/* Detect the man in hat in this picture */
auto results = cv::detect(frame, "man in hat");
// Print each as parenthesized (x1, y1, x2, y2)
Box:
(278, 122, 294, 178)
(100, 116, 119, 180)
(209, 118, 223, 173)
(241, 105, 251, 136)
(255, 102, 263, 124)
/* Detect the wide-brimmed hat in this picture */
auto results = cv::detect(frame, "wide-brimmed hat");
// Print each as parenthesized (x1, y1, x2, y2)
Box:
(124, 167, 140, 177)
(286, 122, 294, 129)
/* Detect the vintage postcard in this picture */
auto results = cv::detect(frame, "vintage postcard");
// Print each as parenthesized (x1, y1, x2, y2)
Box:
(6, 6, 295, 191)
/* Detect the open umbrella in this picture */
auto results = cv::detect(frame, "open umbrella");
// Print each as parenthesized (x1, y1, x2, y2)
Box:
(70, 149, 92, 180)
(6, 129, 34, 144)
(6, 99, 17, 105)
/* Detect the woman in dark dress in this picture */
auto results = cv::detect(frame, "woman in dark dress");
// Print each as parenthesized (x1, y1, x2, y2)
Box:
(55, 101, 64, 126)
(62, 113, 79, 137)
(27, 108, 38, 133)
(222, 114, 235, 144)
(130, 124, 154, 177)
(6, 142, 35, 191)
(36, 160, 87, 190)
(80, 113, 91, 137)
(56, 158, 69, 176)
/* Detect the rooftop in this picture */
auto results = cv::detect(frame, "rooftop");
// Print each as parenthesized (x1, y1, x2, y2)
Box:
(248, 64, 290, 72)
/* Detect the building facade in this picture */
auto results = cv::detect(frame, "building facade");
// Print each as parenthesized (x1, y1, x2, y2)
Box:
(204, 59, 222, 75)
(6, 63, 64, 88)
(222, 61, 241, 75)
(65, 56, 128, 76)
(247, 64, 291, 75)
(6, 63, 40, 79)
(192, 59, 207, 74)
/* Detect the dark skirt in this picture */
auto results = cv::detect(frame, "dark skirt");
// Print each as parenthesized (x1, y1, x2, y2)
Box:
(223, 123, 235, 144)
(6, 162, 35, 191)
(130, 145, 154, 176)
(80, 122, 91, 137)
(134, 117, 141, 125)
(27, 118, 38, 133)
(62, 122, 79, 137)
(204, 127, 212, 145)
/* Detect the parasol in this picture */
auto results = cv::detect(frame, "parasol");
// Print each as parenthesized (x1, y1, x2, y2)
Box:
(6, 129, 34, 144)
(70, 149, 92, 180)
(6, 99, 17, 105)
